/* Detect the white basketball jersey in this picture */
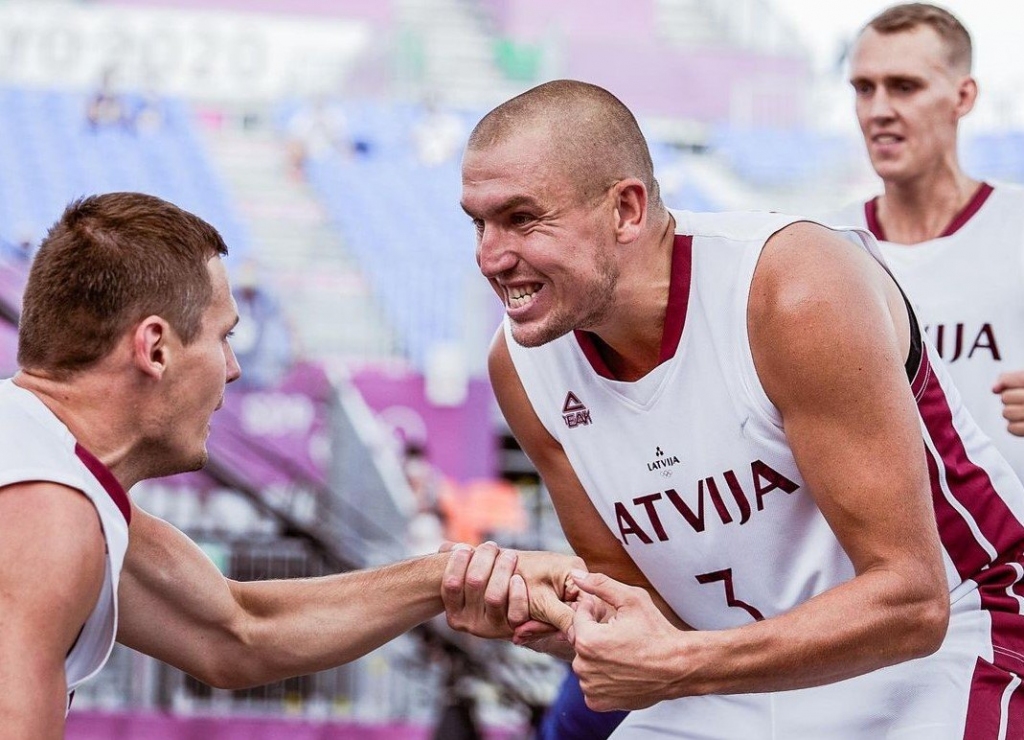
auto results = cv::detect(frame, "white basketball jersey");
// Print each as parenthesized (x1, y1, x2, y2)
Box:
(0, 380, 131, 704)
(507, 209, 1024, 635)
(831, 184, 1024, 482)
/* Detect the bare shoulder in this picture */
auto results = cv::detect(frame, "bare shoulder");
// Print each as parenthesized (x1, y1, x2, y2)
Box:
(0, 481, 106, 628)
(0, 481, 105, 563)
(748, 220, 910, 413)
(750, 221, 887, 322)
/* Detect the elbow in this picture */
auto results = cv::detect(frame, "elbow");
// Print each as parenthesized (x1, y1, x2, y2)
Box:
(192, 654, 270, 691)
(904, 589, 950, 660)
(197, 666, 251, 692)
(184, 624, 271, 691)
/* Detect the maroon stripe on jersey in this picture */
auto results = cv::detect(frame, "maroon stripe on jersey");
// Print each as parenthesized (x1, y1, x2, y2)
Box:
(964, 657, 1010, 740)
(74, 443, 131, 524)
(658, 235, 693, 363)
(574, 331, 616, 380)
(924, 444, 990, 579)
(942, 183, 994, 237)
(1006, 683, 1024, 740)
(575, 234, 693, 380)
(978, 563, 1024, 675)
(864, 197, 885, 242)
(915, 350, 1024, 567)
(863, 182, 993, 243)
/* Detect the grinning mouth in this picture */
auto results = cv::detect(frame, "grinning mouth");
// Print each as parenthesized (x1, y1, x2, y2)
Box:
(507, 283, 543, 309)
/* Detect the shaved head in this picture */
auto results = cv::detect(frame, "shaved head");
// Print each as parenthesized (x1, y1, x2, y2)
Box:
(468, 80, 662, 209)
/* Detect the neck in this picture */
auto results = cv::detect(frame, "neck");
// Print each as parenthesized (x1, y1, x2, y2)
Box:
(878, 165, 981, 244)
(14, 369, 145, 489)
(588, 211, 677, 381)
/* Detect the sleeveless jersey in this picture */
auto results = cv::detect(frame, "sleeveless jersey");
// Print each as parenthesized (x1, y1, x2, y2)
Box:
(0, 380, 131, 703)
(506, 208, 1024, 631)
(830, 183, 1024, 482)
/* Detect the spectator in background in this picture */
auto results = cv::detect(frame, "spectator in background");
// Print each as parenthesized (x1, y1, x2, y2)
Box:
(85, 66, 130, 131)
(403, 440, 449, 555)
(285, 97, 359, 179)
(413, 97, 466, 167)
(230, 260, 295, 389)
(131, 82, 165, 135)
(830, 3, 1024, 481)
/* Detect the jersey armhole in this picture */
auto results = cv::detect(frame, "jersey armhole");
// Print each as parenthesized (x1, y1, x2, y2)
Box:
(901, 290, 923, 385)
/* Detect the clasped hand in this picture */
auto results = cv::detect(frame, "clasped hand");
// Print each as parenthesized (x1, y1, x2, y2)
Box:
(441, 543, 689, 711)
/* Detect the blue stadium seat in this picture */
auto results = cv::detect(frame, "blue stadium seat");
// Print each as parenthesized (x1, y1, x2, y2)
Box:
(0, 85, 250, 261)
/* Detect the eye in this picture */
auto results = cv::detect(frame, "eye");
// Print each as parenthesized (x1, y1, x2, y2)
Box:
(510, 212, 533, 227)
(851, 81, 873, 96)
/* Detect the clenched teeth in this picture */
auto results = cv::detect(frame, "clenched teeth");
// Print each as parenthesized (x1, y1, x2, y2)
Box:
(508, 284, 541, 308)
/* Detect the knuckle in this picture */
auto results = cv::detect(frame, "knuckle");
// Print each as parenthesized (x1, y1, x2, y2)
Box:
(441, 576, 463, 594)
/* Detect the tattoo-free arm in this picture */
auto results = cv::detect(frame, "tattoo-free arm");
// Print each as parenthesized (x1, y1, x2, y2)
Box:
(117, 505, 451, 689)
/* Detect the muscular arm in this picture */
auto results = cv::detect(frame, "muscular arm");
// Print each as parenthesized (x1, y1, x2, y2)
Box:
(0, 483, 105, 739)
(117, 504, 452, 689)
(704, 223, 947, 688)
(570, 223, 950, 709)
(488, 330, 687, 628)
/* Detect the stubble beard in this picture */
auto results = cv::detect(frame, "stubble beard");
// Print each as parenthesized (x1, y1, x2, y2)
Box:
(509, 254, 619, 348)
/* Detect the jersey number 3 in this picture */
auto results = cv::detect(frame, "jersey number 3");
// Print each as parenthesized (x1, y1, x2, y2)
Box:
(695, 568, 765, 622)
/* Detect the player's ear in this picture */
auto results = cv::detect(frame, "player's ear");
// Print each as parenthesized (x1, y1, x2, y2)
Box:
(131, 315, 171, 379)
(954, 76, 977, 120)
(612, 178, 647, 244)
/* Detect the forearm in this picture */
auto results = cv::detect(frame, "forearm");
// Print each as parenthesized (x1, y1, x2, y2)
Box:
(218, 552, 450, 688)
(674, 567, 948, 696)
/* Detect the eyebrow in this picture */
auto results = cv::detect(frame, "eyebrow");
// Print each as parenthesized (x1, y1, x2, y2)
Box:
(460, 194, 542, 219)
(849, 72, 926, 85)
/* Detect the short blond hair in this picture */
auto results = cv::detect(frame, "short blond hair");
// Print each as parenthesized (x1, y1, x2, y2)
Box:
(864, 3, 972, 72)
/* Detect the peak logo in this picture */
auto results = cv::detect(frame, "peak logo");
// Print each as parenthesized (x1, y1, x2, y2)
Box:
(562, 391, 592, 428)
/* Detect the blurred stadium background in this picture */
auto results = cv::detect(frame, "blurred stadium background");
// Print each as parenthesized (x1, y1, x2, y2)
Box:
(0, 0, 1020, 737)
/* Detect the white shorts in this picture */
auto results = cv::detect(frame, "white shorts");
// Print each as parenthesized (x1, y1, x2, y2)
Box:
(611, 594, 1024, 739)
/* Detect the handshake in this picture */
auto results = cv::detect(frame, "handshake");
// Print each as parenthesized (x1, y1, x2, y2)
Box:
(437, 542, 686, 713)
(440, 542, 587, 660)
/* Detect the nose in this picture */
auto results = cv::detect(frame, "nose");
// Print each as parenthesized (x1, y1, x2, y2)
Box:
(867, 88, 895, 121)
(475, 225, 517, 279)
(225, 344, 242, 384)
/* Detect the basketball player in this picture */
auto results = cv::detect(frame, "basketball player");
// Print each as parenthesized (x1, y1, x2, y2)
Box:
(831, 3, 1024, 479)
(0, 192, 579, 738)
(537, 6, 1024, 736)
(443, 79, 1024, 738)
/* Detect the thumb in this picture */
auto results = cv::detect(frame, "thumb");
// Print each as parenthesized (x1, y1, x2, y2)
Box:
(531, 587, 575, 634)
(572, 571, 634, 609)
